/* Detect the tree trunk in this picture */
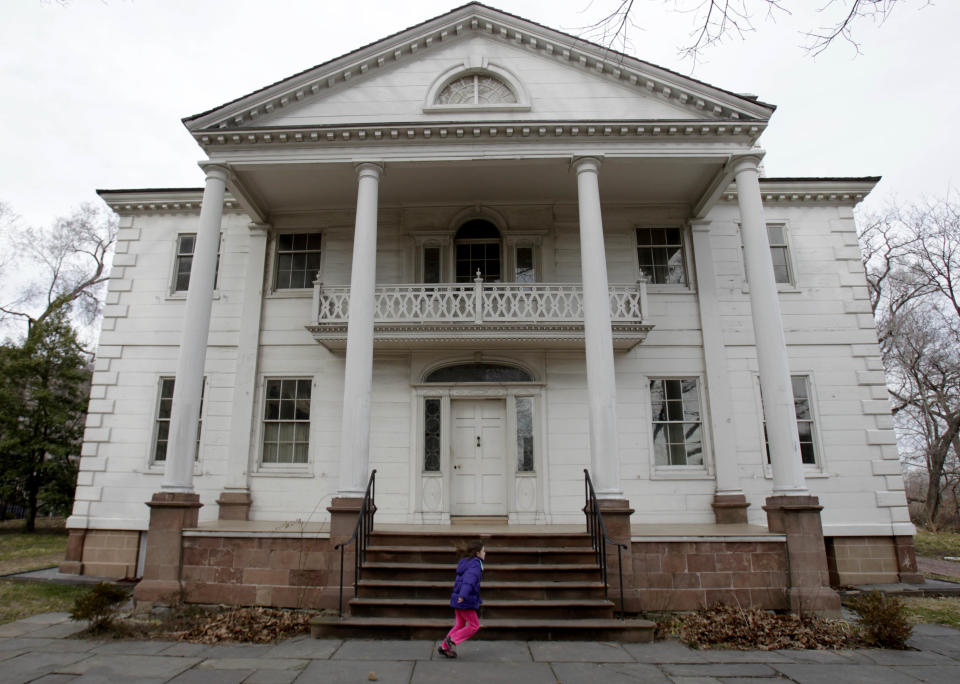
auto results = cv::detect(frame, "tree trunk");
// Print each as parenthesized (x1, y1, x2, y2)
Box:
(23, 471, 39, 533)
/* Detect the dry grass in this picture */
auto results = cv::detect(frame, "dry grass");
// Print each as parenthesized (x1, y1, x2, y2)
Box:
(0, 581, 88, 625)
(914, 529, 960, 558)
(901, 596, 960, 628)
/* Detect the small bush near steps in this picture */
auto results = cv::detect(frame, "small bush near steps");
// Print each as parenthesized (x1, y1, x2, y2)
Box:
(69, 582, 129, 632)
(847, 591, 913, 649)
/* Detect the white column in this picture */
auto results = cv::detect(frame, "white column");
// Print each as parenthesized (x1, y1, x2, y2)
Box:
(338, 163, 383, 496)
(689, 220, 741, 496)
(733, 154, 808, 496)
(225, 222, 269, 490)
(163, 163, 228, 492)
(573, 157, 622, 498)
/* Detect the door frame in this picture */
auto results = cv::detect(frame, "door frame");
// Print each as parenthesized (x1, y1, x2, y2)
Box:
(410, 383, 546, 523)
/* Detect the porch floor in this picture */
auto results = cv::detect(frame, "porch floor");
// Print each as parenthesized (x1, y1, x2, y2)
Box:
(184, 520, 782, 540)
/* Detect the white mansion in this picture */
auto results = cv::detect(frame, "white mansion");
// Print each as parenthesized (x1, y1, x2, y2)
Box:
(62, 3, 919, 616)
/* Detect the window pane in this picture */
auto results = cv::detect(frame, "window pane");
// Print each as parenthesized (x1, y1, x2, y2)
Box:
(262, 377, 311, 466)
(637, 227, 685, 285)
(762, 375, 817, 466)
(650, 378, 702, 467)
(423, 247, 441, 284)
(424, 398, 441, 472)
(275, 232, 322, 289)
(767, 225, 786, 244)
(516, 247, 535, 283)
(516, 397, 534, 472)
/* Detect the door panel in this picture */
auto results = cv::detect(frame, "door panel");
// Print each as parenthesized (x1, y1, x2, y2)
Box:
(452, 399, 506, 515)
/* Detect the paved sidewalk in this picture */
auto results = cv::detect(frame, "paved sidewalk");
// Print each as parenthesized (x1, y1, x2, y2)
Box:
(0, 613, 957, 683)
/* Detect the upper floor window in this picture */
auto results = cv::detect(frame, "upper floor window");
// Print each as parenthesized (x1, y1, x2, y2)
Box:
(437, 74, 517, 106)
(275, 233, 322, 289)
(454, 220, 501, 283)
(173, 233, 220, 293)
(636, 227, 686, 285)
(741, 223, 794, 286)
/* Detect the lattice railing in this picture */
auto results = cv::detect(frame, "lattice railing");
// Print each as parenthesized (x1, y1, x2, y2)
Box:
(313, 279, 646, 325)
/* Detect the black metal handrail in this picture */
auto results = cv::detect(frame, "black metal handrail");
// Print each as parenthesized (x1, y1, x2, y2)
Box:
(583, 469, 627, 619)
(334, 469, 377, 618)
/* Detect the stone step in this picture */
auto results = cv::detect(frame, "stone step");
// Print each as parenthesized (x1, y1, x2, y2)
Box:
(369, 531, 593, 548)
(311, 615, 655, 642)
(357, 578, 607, 600)
(348, 597, 615, 620)
(364, 545, 597, 565)
(361, 562, 601, 582)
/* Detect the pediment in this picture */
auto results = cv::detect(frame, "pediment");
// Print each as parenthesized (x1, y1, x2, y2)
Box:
(184, 3, 773, 137)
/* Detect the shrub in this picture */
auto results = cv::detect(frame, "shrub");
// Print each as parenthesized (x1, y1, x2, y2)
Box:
(848, 591, 913, 649)
(70, 582, 129, 631)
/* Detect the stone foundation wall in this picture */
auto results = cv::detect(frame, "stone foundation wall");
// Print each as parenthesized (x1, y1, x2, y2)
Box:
(180, 535, 339, 609)
(80, 530, 140, 579)
(825, 536, 900, 585)
(629, 540, 790, 611)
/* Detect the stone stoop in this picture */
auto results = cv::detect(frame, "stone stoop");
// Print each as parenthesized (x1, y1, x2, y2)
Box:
(310, 529, 655, 642)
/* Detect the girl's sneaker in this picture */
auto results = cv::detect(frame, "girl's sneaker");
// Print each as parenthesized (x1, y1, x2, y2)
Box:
(438, 637, 457, 658)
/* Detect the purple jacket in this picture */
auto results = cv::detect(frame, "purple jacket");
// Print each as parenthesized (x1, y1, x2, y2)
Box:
(449, 556, 483, 610)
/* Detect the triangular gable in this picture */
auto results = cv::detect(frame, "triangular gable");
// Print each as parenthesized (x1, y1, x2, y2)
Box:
(184, 3, 774, 134)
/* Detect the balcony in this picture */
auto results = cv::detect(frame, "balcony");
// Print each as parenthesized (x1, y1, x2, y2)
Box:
(307, 279, 652, 350)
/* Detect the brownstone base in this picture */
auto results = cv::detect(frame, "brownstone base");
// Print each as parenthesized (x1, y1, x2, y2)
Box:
(894, 535, 924, 584)
(217, 490, 252, 521)
(133, 491, 202, 604)
(58, 529, 87, 575)
(763, 495, 840, 616)
(712, 494, 750, 524)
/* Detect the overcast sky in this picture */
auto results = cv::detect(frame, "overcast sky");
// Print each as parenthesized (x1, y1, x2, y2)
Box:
(2, 0, 957, 230)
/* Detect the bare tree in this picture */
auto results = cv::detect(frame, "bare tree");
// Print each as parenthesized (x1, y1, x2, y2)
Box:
(860, 196, 960, 527)
(580, 1, 907, 62)
(0, 203, 117, 341)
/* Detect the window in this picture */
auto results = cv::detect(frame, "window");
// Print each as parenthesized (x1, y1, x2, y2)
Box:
(173, 234, 221, 292)
(153, 377, 202, 462)
(274, 233, 322, 289)
(741, 223, 793, 286)
(764, 375, 818, 465)
(437, 74, 517, 105)
(650, 378, 703, 466)
(766, 224, 792, 284)
(423, 246, 442, 284)
(515, 246, 536, 283)
(516, 397, 534, 472)
(636, 228, 686, 285)
(423, 398, 441, 472)
(261, 379, 311, 464)
(454, 220, 501, 283)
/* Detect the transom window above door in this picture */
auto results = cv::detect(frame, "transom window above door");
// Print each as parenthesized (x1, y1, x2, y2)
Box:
(455, 219, 501, 283)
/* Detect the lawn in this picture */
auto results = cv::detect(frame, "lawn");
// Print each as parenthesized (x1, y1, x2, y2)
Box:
(901, 596, 960, 628)
(0, 517, 69, 576)
(0, 517, 87, 625)
(914, 529, 960, 559)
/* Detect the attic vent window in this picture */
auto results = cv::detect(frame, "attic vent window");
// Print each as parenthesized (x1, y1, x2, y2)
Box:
(438, 74, 517, 105)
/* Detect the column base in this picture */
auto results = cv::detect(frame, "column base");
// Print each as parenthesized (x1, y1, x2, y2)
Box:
(133, 492, 202, 605)
(712, 494, 750, 524)
(58, 529, 87, 575)
(894, 535, 924, 584)
(763, 495, 840, 617)
(217, 490, 252, 521)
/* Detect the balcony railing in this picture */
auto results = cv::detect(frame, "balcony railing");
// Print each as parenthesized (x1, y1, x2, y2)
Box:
(308, 276, 651, 350)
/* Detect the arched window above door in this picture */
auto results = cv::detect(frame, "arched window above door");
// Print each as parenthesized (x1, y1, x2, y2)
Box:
(425, 363, 534, 383)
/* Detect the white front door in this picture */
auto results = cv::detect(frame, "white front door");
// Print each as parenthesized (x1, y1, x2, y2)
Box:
(451, 399, 507, 515)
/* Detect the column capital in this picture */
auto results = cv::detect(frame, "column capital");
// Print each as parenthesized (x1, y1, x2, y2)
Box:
(199, 162, 230, 182)
(688, 219, 712, 233)
(572, 156, 603, 174)
(248, 221, 271, 237)
(730, 151, 765, 175)
(355, 162, 384, 180)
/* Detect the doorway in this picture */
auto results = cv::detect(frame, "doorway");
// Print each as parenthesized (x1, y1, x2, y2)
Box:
(451, 398, 507, 516)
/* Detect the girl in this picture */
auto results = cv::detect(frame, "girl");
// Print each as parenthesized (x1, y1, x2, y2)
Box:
(438, 539, 485, 658)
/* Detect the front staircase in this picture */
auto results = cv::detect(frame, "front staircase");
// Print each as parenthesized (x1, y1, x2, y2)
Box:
(310, 528, 654, 641)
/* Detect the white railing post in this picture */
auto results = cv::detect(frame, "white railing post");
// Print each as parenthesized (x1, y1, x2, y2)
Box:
(473, 270, 484, 324)
(312, 279, 322, 324)
(637, 276, 649, 323)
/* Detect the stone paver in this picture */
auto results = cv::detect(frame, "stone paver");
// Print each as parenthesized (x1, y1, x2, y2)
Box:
(55, 653, 201, 679)
(28, 621, 90, 638)
(295, 659, 414, 683)
(529, 640, 634, 662)
(19, 612, 72, 625)
(550, 661, 673, 683)
(332, 639, 435, 660)
(772, 663, 923, 683)
(0, 611, 957, 684)
(411, 660, 556, 683)
(429, 638, 532, 661)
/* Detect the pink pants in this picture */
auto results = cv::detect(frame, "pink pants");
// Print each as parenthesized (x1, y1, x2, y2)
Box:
(446, 609, 480, 644)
